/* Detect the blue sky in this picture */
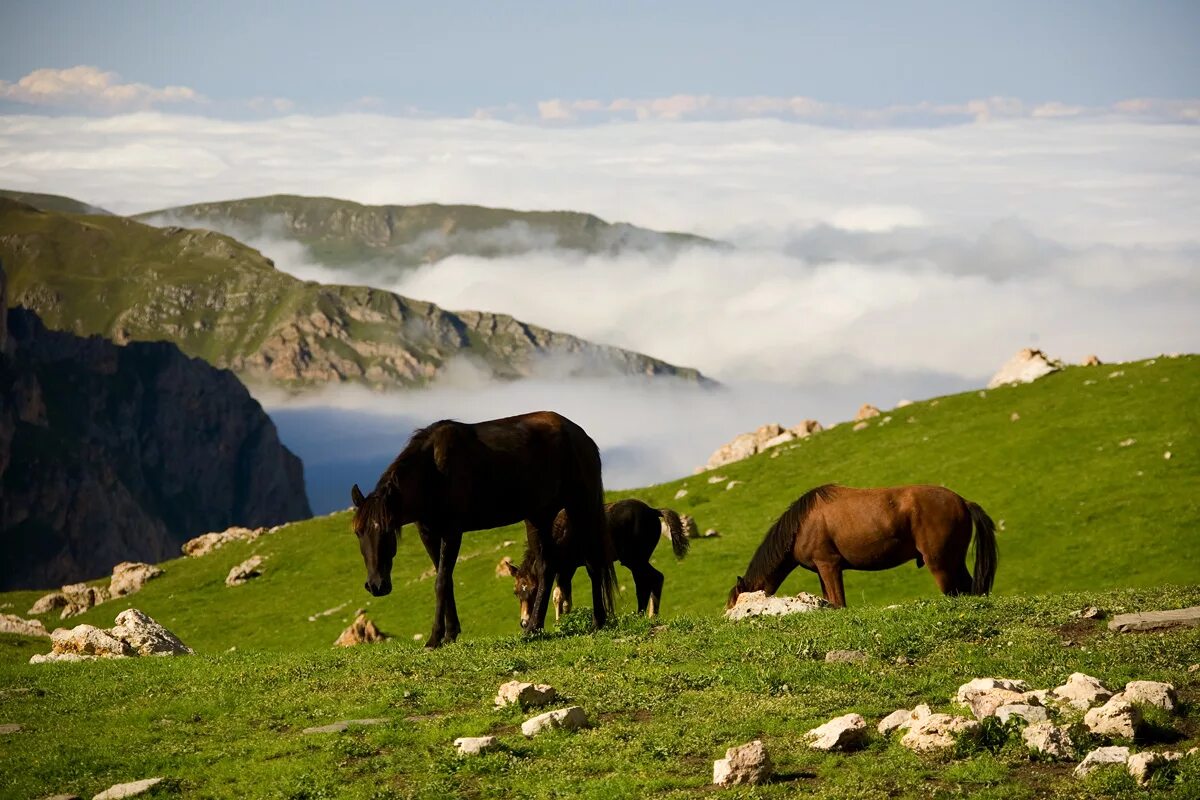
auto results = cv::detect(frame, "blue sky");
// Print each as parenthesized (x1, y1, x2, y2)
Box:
(1, 1, 1197, 116)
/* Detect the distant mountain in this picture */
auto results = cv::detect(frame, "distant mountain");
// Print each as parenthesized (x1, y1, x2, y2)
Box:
(1, 262, 310, 589)
(0, 198, 709, 391)
(0, 188, 110, 216)
(136, 194, 723, 270)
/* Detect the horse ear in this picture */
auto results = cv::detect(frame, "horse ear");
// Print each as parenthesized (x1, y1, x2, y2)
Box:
(351, 484, 365, 508)
(496, 557, 518, 577)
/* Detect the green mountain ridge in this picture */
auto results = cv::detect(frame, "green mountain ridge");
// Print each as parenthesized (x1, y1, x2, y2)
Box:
(135, 193, 723, 270)
(0, 197, 708, 391)
(0, 188, 111, 216)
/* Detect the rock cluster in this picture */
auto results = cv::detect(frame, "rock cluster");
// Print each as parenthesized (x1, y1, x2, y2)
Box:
(702, 420, 822, 471)
(724, 591, 830, 621)
(901, 713, 981, 752)
(0, 613, 49, 637)
(27, 562, 164, 620)
(29, 609, 191, 663)
(183, 526, 270, 557)
(986, 348, 1064, 389)
(333, 613, 387, 647)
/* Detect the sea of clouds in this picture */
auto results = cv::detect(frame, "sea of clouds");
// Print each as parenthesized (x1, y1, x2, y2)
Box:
(2, 112, 1196, 510)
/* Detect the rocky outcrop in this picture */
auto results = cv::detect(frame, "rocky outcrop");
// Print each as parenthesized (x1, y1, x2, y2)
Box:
(29, 609, 190, 663)
(725, 591, 831, 620)
(333, 613, 387, 647)
(108, 562, 163, 598)
(225, 556, 265, 587)
(0, 277, 310, 589)
(986, 348, 1064, 389)
(703, 420, 822, 470)
(0, 613, 48, 637)
(182, 526, 268, 557)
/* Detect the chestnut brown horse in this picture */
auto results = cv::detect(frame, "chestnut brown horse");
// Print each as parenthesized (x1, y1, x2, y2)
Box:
(727, 484, 997, 609)
(499, 499, 689, 626)
(350, 411, 615, 647)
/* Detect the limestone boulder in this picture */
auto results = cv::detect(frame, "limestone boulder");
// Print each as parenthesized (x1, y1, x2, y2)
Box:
(805, 713, 867, 752)
(495, 681, 557, 709)
(225, 555, 264, 587)
(454, 736, 499, 756)
(725, 591, 830, 621)
(1084, 698, 1141, 739)
(995, 704, 1049, 726)
(30, 610, 190, 663)
(333, 613, 387, 647)
(713, 739, 773, 787)
(955, 677, 1029, 704)
(521, 706, 588, 737)
(1053, 673, 1113, 710)
(28, 591, 68, 616)
(108, 562, 164, 598)
(986, 348, 1063, 389)
(878, 704, 931, 735)
(92, 778, 164, 799)
(110, 609, 192, 656)
(900, 714, 981, 752)
(1022, 722, 1075, 760)
(1127, 751, 1183, 786)
(1074, 746, 1130, 777)
(0, 613, 49, 637)
(854, 404, 881, 421)
(46, 624, 132, 660)
(182, 525, 267, 558)
(1120, 680, 1176, 712)
(60, 583, 108, 619)
(790, 419, 823, 438)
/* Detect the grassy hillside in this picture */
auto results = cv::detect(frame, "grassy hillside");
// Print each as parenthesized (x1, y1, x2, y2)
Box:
(0, 198, 706, 391)
(136, 193, 721, 269)
(0, 356, 1197, 798)
(0, 188, 110, 216)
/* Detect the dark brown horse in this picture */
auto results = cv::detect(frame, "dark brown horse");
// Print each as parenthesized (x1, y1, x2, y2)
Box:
(727, 484, 997, 609)
(499, 499, 690, 625)
(350, 411, 615, 647)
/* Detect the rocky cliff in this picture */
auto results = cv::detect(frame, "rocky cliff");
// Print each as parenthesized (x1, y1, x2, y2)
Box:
(0, 262, 311, 589)
(0, 198, 709, 392)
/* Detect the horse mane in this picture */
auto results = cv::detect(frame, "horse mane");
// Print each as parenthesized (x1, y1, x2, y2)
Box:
(355, 420, 460, 533)
(744, 484, 839, 585)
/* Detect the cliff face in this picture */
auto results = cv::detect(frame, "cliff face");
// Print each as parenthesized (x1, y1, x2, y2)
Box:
(0, 265, 311, 589)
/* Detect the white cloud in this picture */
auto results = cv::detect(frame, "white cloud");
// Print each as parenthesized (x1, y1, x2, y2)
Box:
(247, 96, 295, 114)
(0, 66, 204, 112)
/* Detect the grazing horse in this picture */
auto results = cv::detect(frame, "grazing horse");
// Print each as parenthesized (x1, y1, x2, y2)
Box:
(727, 484, 997, 609)
(350, 411, 615, 647)
(499, 499, 690, 625)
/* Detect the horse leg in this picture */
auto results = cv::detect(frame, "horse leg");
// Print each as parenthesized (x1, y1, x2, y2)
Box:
(417, 526, 446, 648)
(814, 561, 846, 608)
(644, 564, 665, 617)
(586, 562, 609, 629)
(438, 533, 463, 643)
(555, 565, 577, 620)
(930, 562, 973, 597)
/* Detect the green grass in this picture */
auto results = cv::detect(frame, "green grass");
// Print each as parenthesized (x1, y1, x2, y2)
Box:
(0, 355, 1196, 797)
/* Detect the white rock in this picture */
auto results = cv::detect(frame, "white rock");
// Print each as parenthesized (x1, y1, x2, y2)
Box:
(1121, 680, 1176, 712)
(47, 624, 132, 659)
(901, 714, 981, 752)
(110, 609, 192, 656)
(29, 651, 94, 664)
(1053, 673, 1113, 710)
(108, 562, 164, 598)
(59, 583, 108, 619)
(1084, 698, 1141, 739)
(955, 677, 1030, 704)
(521, 706, 588, 737)
(706, 475, 728, 484)
(878, 704, 932, 735)
(0, 613, 49, 637)
(27, 591, 68, 616)
(963, 689, 1030, 720)
(854, 404, 881, 421)
(1022, 722, 1074, 760)
(1127, 751, 1182, 786)
(673, 489, 688, 500)
(805, 713, 867, 751)
(790, 419, 823, 438)
(494, 681, 557, 709)
(1074, 746, 1130, 777)
(995, 704, 1049, 725)
(852, 421, 869, 432)
(986, 348, 1063, 389)
(713, 739, 772, 786)
(724, 591, 830, 621)
(225, 555, 264, 587)
(725, 480, 742, 491)
(92, 777, 164, 799)
(182, 525, 266, 557)
(824, 649, 868, 664)
(762, 431, 796, 450)
(454, 736, 499, 756)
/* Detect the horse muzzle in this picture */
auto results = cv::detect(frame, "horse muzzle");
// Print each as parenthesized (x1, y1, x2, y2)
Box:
(365, 580, 392, 597)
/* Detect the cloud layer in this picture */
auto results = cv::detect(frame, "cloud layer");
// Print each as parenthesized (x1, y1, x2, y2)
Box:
(0, 66, 203, 112)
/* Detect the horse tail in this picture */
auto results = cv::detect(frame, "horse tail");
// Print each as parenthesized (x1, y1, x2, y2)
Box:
(658, 508, 690, 559)
(967, 501, 998, 595)
(568, 424, 616, 621)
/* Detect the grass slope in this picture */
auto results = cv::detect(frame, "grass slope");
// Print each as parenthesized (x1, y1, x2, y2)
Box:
(0, 188, 110, 216)
(136, 194, 720, 269)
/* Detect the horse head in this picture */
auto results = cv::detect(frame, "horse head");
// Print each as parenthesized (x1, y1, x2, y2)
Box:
(352, 483, 398, 597)
(496, 556, 539, 629)
(725, 575, 750, 610)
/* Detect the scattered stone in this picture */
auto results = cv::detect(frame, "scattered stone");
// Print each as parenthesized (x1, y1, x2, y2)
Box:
(1074, 746, 1130, 777)
(1121, 681, 1177, 712)
(182, 525, 267, 557)
(41, 625, 132, 661)
(901, 714, 981, 752)
(0, 613, 49, 637)
(702, 528, 720, 538)
(762, 431, 796, 450)
(1085, 698, 1141, 738)
(792, 419, 823, 438)
(333, 613, 387, 647)
(896, 399, 914, 408)
(706, 475, 728, 484)
(521, 706, 588, 737)
(1127, 751, 1183, 786)
(986, 348, 1063, 389)
(1053, 673, 1113, 710)
(854, 404, 881, 421)
(307, 602, 349, 622)
(454, 736, 499, 756)
(108, 562, 164, 598)
(995, 704, 1049, 726)
(1188, 664, 1199, 674)
(1164, 451, 1172, 460)
(1070, 606, 1105, 620)
(0, 723, 22, 734)
(852, 421, 869, 431)
(92, 778, 164, 799)
(878, 704, 931, 735)
(1118, 438, 1136, 447)
(225, 555, 264, 587)
(963, 688, 1031, 720)
(1022, 722, 1075, 759)
(955, 677, 1029, 704)
(703, 422, 820, 471)
(495, 681, 557, 709)
(824, 649, 868, 664)
(1108, 370, 1125, 379)
(713, 739, 773, 787)
(725, 480, 742, 491)
(1082, 354, 1102, 366)
(1108, 607, 1200, 633)
(724, 591, 831, 621)
(805, 713, 867, 751)
(302, 718, 389, 734)
(59, 583, 108, 619)
(1010, 412, 1020, 422)
(27, 592, 68, 616)
(673, 489, 687, 500)
(111, 609, 192, 656)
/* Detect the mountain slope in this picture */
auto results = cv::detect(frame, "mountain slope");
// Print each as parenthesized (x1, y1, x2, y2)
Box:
(136, 193, 721, 269)
(0, 199, 707, 390)
(0, 188, 110, 216)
